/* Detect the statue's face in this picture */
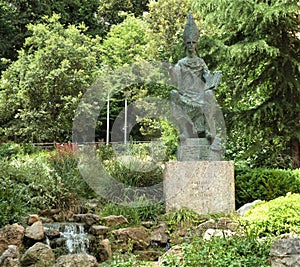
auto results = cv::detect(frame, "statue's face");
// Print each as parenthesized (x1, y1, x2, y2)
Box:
(186, 41, 197, 53)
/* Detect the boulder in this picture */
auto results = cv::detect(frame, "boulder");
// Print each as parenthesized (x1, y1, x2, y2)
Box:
(158, 245, 183, 266)
(217, 217, 239, 232)
(203, 228, 236, 240)
(73, 213, 100, 226)
(102, 215, 129, 227)
(236, 200, 262, 216)
(89, 225, 110, 236)
(20, 242, 55, 267)
(194, 219, 217, 236)
(27, 215, 41, 226)
(25, 221, 45, 241)
(150, 222, 169, 245)
(112, 227, 150, 250)
(269, 238, 300, 267)
(97, 239, 112, 262)
(0, 223, 24, 255)
(55, 254, 98, 267)
(0, 245, 19, 267)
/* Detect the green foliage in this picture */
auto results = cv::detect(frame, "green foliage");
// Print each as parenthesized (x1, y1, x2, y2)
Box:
(100, 14, 151, 68)
(0, 142, 22, 159)
(242, 193, 300, 237)
(97, 0, 149, 37)
(100, 199, 165, 225)
(47, 143, 96, 199)
(0, 14, 101, 142)
(235, 168, 300, 207)
(160, 235, 272, 266)
(0, 157, 73, 227)
(195, 0, 300, 168)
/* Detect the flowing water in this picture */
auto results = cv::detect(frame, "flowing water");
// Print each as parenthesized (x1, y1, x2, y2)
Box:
(43, 222, 91, 254)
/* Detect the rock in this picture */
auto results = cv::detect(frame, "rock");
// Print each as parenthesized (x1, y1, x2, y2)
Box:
(194, 219, 217, 236)
(112, 227, 150, 250)
(217, 217, 239, 231)
(0, 245, 19, 267)
(136, 250, 163, 261)
(98, 239, 112, 262)
(40, 209, 61, 216)
(27, 215, 41, 226)
(236, 200, 262, 216)
(53, 210, 74, 222)
(25, 221, 45, 241)
(269, 238, 300, 267)
(203, 228, 236, 240)
(40, 217, 54, 224)
(55, 254, 98, 267)
(20, 242, 55, 267)
(102, 215, 129, 227)
(89, 225, 110, 236)
(0, 223, 24, 255)
(73, 213, 100, 226)
(158, 245, 183, 266)
(150, 222, 169, 244)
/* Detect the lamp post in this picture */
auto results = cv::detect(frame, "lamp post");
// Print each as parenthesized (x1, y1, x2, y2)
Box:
(123, 90, 131, 144)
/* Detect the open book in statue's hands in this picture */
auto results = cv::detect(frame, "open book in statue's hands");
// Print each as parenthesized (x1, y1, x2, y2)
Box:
(204, 71, 222, 91)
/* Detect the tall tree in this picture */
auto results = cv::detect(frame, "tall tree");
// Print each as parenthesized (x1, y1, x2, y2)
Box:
(0, 15, 101, 142)
(0, 0, 100, 74)
(194, 0, 300, 168)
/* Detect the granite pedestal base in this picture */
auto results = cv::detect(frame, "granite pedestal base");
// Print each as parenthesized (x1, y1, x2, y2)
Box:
(164, 161, 235, 214)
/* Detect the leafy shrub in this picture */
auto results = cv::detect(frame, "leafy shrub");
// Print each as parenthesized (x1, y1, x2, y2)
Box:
(0, 158, 73, 227)
(160, 235, 272, 267)
(0, 142, 22, 159)
(235, 168, 300, 208)
(100, 198, 165, 225)
(48, 143, 96, 199)
(242, 193, 300, 237)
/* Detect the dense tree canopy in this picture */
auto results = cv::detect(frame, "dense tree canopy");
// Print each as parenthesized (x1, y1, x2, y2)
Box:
(0, 15, 101, 142)
(195, 0, 300, 168)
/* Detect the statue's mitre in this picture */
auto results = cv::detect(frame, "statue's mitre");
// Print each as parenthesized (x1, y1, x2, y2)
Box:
(182, 13, 199, 43)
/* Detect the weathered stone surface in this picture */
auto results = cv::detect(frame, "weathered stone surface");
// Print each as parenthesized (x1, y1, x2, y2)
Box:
(98, 239, 112, 262)
(89, 225, 110, 236)
(192, 219, 217, 237)
(136, 250, 163, 261)
(164, 161, 235, 214)
(73, 213, 100, 226)
(27, 215, 41, 226)
(236, 200, 262, 216)
(158, 245, 183, 266)
(40, 209, 61, 216)
(203, 228, 236, 240)
(20, 242, 55, 267)
(270, 238, 300, 267)
(55, 254, 98, 267)
(25, 221, 45, 241)
(150, 222, 169, 244)
(217, 217, 239, 232)
(0, 223, 24, 255)
(141, 221, 155, 229)
(103, 215, 129, 227)
(0, 245, 19, 267)
(112, 227, 150, 250)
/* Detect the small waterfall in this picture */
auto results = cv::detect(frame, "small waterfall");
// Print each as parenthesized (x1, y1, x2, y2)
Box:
(43, 222, 90, 254)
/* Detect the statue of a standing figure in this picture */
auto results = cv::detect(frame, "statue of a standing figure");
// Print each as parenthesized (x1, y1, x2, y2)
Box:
(171, 13, 223, 160)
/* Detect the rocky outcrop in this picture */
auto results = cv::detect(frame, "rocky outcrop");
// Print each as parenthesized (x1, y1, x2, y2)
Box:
(25, 221, 45, 241)
(0, 223, 24, 255)
(236, 200, 262, 216)
(270, 238, 300, 267)
(112, 227, 150, 250)
(150, 222, 169, 245)
(0, 245, 19, 267)
(20, 242, 55, 267)
(55, 254, 99, 267)
(73, 213, 100, 226)
(103, 215, 129, 227)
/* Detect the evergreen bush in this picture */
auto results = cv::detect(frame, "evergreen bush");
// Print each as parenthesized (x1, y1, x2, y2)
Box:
(235, 168, 300, 208)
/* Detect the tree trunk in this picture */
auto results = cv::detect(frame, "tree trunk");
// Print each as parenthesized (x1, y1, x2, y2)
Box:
(291, 136, 300, 169)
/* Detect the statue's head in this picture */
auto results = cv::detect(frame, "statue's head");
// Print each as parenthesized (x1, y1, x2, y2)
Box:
(182, 13, 199, 53)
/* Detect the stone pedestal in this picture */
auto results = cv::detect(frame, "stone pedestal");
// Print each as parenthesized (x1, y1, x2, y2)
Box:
(164, 161, 235, 214)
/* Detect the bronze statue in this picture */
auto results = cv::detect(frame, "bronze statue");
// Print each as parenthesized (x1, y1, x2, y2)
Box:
(171, 13, 223, 160)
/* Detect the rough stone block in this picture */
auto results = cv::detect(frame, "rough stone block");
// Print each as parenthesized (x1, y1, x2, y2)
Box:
(164, 161, 235, 214)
